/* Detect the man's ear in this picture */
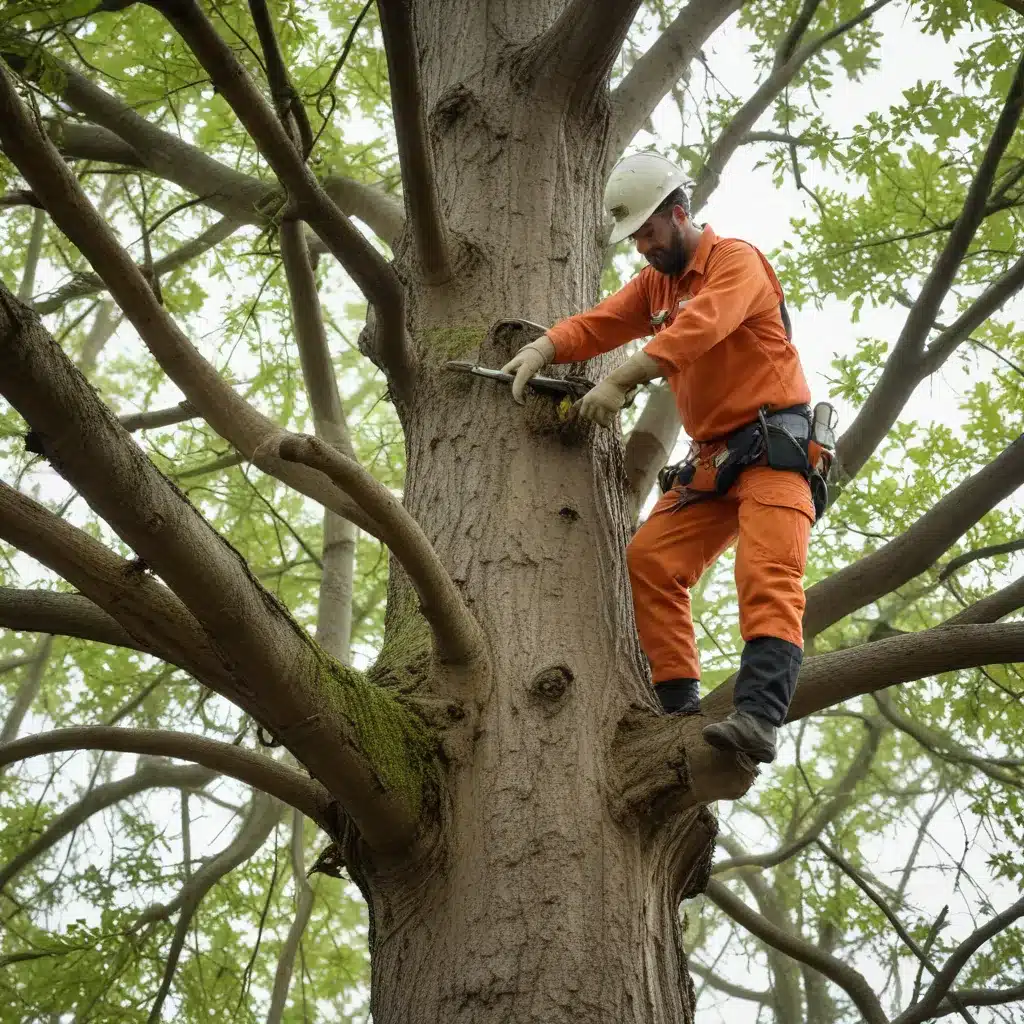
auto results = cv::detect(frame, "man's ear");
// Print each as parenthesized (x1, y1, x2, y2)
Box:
(671, 206, 689, 227)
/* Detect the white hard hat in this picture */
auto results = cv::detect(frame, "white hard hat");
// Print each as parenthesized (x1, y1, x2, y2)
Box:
(603, 152, 688, 245)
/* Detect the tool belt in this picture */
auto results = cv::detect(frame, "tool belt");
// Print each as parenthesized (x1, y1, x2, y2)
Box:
(657, 403, 836, 523)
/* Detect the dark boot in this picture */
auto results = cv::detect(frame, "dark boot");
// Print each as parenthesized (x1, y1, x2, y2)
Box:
(655, 678, 700, 715)
(701, 637, 803, 763)
(702, 711, 777, 762)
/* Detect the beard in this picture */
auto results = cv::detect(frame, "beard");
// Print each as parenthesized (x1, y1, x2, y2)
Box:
(644, 230, 687, 276)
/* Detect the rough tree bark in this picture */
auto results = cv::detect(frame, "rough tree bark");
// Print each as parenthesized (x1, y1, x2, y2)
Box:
(1, 2, 1023, 1023)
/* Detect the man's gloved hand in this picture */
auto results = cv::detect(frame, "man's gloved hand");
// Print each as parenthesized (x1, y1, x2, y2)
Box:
(500, 335, 556, 404)
(571, 377, 632, 428)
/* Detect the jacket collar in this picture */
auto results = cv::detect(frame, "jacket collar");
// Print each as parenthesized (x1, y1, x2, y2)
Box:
(684, 224, 717, 278)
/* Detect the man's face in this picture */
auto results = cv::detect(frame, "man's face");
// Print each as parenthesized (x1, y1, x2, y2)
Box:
(631, 206, 688, 275)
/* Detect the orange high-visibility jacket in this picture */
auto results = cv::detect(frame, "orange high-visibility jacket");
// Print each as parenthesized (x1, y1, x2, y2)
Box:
(546, 225, 811, 442)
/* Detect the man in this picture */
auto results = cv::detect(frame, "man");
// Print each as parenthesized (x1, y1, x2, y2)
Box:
(502, 151, 817, 764)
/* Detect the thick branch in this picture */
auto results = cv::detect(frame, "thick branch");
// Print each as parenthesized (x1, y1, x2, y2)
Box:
(706, 878, 888, 1024)
(791, 623, 1024, 722)
(0, 481, 227, 682)
(804, 434, 1024, 638)
(267, 807, 316, 1024)
(0, 727, 330, 828)
(34, 216, 243, 316)
(0, 289, 423, 851)
(530, 0, 642, 110)
(607, 0, 743, 159)
(143, 0, 414, 391)
(712, 718, 882, 873)
(0, 759, 217, 893)
(932, 982, 1024, 1019)
(610, 711, 755, 821)
(276, 434, 482, 666)
(702, 622, 1024, 724)
(376, 0, 451, 283)
(623, 383, 681, 520)
(0, 634, 53, 748)
(894, 895, 1024, 1024)
(0, 588, 165, 657)
(691, 0, 895, 213)
(837, 50, 1024, 478)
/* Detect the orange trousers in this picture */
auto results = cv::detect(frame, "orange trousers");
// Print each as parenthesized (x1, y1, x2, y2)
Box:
(626, 467, 815, 684)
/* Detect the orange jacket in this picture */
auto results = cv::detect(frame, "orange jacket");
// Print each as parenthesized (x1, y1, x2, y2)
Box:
(546, 225, 811, 441)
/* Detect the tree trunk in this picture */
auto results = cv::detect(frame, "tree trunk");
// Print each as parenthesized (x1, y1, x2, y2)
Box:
(352, 5, 716, 1019)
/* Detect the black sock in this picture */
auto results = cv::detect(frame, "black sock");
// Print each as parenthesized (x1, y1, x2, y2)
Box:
(655, 678, 700, 714)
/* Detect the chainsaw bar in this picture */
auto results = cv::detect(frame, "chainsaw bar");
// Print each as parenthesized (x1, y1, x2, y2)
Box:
(444, 360, 596, 400)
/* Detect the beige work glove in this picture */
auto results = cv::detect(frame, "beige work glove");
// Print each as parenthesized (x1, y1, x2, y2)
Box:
(501, 335, 556, 404)
(571, 377, 632, 429)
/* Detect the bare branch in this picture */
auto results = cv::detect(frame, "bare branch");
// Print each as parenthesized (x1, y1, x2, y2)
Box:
(742, 130, 811, 146)
(894, 895, 1024, 1024)
(377, 0, 451, 283)
(279, 220, 357, 661)
(688, 961, 770, 1004)
(706, 878, 888, 1024)
(712, 718, 882, 873)
(18, 207, 45, 301)
(276, 433, 482, 666)
(607, 0, 742, 159)
(837, 50, 1024, 478)
(267, 807, 316, 1024)
(144, 791, 281, 1023)
(921, 252, 1024, 374)
(0, 727, 331, 828)
(691, 0, 896, 213)
(0, 760, 217, 893)
(33, 216, 243, 316)
(0, 634, 53, 748)
(946, 576, 1024, 625)
(143, 0, 414, 391)
(804, 434, 1024, 638)
(939, 537, 1024, 582)
(623, 383, 680, 519)
(247, 0, 314, 154)
(78, 300, 121, 376)
(818, 840, 979, 1024)
(873, 691, 1024, 788)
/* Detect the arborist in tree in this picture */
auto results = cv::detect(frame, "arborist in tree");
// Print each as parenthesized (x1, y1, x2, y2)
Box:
(502, 152, 835, 764)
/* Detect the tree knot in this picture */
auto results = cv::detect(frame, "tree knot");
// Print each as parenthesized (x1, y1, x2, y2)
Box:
(529, 664, 573, 704)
